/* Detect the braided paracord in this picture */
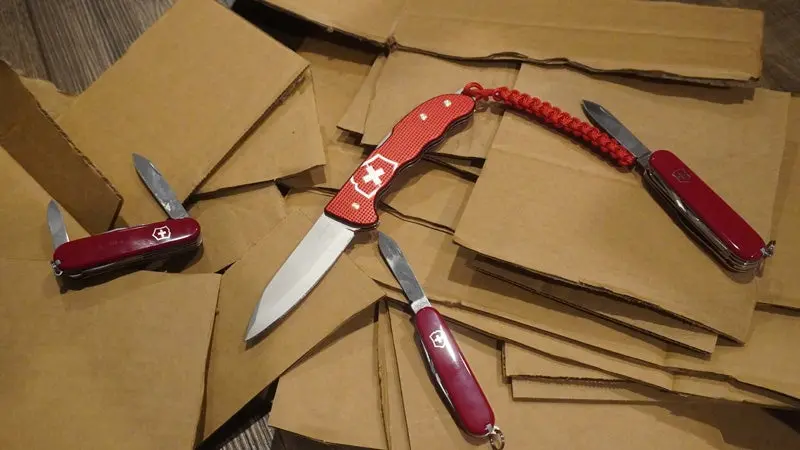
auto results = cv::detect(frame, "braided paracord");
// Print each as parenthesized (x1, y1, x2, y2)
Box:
(461, 82, 636, 168)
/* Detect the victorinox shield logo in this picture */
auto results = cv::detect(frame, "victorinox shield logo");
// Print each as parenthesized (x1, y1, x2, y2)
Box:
(152, 225, 171, 241)
(349, 154, 400, 199)
(672, 168, 692, 183)
(429, 329, 447, 349)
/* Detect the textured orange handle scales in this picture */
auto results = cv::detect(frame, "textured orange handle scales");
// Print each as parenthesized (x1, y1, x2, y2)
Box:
(324, 94, 475, 228)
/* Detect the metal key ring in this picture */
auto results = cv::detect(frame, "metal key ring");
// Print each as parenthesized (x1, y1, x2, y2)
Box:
(489, 425, 505, 450)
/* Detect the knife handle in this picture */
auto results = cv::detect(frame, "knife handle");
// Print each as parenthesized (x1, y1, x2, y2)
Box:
(415, 305, 496, 438)
(325, 93, 475, 228)
(648, 150, 767, 264)
(52, 218, 202, 277)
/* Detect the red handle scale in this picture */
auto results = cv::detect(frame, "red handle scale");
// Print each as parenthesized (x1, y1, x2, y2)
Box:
(325, 94, 475, 228)
(649, 150, 766, 263)
(52, 218, 201, 277)
(415, 306, 495, 438)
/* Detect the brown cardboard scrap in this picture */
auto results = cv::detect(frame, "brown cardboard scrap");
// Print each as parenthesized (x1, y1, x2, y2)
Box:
(269, 307, 386, 450)
(511, 378, 675, 403)
(57, 0, 308, 227)
(0, 61, 120, 234)
(339, 54, 386, 135)
(665, 307, 800, 400)
(183, 183, 287, 274)
(19, 76, 76, 120)
(392, 0, 763, 83)
(196, 73, 326, 194)
(389, 303, 800, 450)
(0, 146, 87, 260)
(362, 51, 517, 158)
(203, 210, 384, 437)
(377, 300, 412, 450)
(426, 154, 482, 178)
(0, 261, 220, 450)
(503, 342, 617, 380)
(471, 256, 718, 354)
(260, 0, 763, 83)
(454, 64, 791, 342)
(758, 97, 800, 310)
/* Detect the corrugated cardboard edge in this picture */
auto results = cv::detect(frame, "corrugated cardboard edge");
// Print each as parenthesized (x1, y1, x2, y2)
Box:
(0, 59, 123, 233)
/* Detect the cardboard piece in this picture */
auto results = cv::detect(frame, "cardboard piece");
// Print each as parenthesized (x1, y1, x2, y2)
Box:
(377, 300, 412, 450)
(471, 256, 718, 354)
(183, 184, 287, 274)
(0, 61, 120, 234)
(57, 0, 308, 227)
(338, 54, 386, 135)
(454, 64, 791, 342)
(0, 146, 87, 260)
(269, 306, 386, 449)
(19, 76, 76, 120)
(203, 210, 384, 438)
(196, 74, 326, 194)
(510, 378, 676, 403)
(361, 51, 517, 158)
(388, 303, 800, 450)
(259, 0, 763, 83)
(502, 342, 617, 380)
(0, 262, 220, 450)
(758, 98, 800, 310)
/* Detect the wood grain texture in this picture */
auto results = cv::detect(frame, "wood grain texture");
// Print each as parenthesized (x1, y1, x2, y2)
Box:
(0, 0, 48, 79)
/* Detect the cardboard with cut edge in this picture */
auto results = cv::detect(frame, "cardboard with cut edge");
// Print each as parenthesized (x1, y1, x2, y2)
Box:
(377, 300, 412, 450)
(0, 62, 120, 234)
(257, 0, 763, 84)
(203, 210, 384, 438)
(388, 302, 800, 450)
(454, 64, 790, 342)
(339, 54, 387, 135)
(269, 306, 386, 450)
(56, 0, 308, 228)
(0, 264, 220, 450)
(361, 51, 517, 158)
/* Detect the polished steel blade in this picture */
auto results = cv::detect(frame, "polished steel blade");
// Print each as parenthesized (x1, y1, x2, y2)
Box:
(132, 153, 189, 219)
(581, 100, 652, 163)
(377, 232, 427, 306)
(46, 200, 69, 249)
(245, 214, 355, 343)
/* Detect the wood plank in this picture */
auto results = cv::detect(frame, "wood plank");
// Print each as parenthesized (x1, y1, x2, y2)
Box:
(0, 0, 48, 79)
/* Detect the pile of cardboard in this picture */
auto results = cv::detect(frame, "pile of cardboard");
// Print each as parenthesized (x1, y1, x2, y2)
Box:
(1, 0, 798, 448)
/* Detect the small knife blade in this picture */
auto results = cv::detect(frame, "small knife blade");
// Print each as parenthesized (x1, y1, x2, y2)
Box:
(46, 200, 69, 250)
(581, 100, 652, 165)
(245, 93, 476, 344)
(133, 153, 189, 219)
(377, 232, 501, 443)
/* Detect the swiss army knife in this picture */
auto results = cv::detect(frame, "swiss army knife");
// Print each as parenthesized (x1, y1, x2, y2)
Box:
(47, 153, 202, 279)
(245, 93, 475, 343)
(377, 231, 504, 449)
(582, 101, 775, 273)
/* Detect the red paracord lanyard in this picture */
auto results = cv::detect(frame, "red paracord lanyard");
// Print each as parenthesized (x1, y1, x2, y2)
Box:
(461, 82, 636, 168)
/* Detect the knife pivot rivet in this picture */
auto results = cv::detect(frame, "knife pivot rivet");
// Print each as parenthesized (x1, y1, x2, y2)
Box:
(351, 202, 360, 210)
(419, 113, 428, 121)
(443, 99, 452, 107)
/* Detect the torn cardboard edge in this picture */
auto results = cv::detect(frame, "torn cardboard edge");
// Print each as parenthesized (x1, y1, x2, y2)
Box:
(257, 0, 763, 85)
(0, 60, 122, 234)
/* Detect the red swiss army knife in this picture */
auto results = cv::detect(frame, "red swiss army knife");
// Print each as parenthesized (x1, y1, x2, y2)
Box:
(378, 231, 504, 450)
(47, 153, 202, 279)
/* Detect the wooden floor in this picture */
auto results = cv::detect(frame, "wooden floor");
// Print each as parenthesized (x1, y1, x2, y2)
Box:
(1, 0, 798, 449)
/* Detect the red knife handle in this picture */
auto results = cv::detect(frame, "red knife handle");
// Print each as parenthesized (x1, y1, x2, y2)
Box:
(648, 150, 767, 264)
(52, 218, 202, 277)
(324, 94, 475, 228)
(415, 306, 496, 438)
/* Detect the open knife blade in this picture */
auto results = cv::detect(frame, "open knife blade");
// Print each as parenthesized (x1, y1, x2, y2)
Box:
(133, 153, 189, 219)
(245, 93, 477, 343)
(47, 200, 69, 250)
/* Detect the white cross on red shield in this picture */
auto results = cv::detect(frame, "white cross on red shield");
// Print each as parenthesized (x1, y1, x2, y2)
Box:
(349, 154, 400, 199)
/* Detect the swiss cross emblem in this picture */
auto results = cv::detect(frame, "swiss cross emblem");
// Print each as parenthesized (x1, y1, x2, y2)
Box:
(152, 225, 171, 241)
(349, 154, 400, 199)
(429, 329, 447, 349)
(672, 168, 692, 183)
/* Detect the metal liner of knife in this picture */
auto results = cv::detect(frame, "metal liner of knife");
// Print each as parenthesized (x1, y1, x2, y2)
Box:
(245, 93, 476, 343)
(48, 153, 202, 279)
(580, 101, 774, 273)
(377, 231, 504, 450)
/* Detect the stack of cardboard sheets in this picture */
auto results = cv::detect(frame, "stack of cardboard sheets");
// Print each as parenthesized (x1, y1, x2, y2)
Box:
(1, 0, 798, 449)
